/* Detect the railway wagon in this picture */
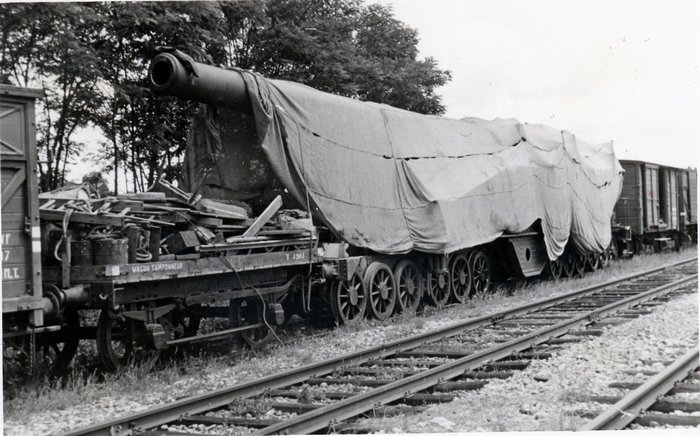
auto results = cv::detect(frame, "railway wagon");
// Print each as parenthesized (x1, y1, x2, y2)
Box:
(613, 160, 698, 253)
(1, 85, 46, 336)
(2, 49, 624, 371)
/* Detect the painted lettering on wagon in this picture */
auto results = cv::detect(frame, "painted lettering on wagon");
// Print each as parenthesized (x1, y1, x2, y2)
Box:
(1, 233, 21, 280)
(130, 262, 184, 274)
(2, 233, 11, 262)
(3, 267, 20, 280)
(286, 252, 306, 261)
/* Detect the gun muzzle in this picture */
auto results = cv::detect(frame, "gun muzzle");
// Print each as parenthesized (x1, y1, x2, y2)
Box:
(148, 52, 252, 114)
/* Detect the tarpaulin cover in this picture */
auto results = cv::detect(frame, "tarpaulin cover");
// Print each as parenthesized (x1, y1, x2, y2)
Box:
(215, 72, 623, 259)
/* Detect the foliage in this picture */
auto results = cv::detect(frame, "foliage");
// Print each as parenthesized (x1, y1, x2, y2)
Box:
(1, 0, 451, 192)
(82, 171, 111, 197)
(90, 1, 227, 192)
(0, 3, 103, 190)
(220, 0, 451, 114)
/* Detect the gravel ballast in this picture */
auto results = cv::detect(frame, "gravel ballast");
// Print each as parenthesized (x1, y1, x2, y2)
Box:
(354, 289, 699, 433)
(2, 250, 697, 435)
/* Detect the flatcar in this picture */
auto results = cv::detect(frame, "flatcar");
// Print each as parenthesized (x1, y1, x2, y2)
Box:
(613, 160, 697, 253)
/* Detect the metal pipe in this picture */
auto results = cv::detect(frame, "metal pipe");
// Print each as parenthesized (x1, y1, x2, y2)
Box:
(62, 285, 90, 306)
(148, 52, 252, 114)
(42, 285, 90, 318)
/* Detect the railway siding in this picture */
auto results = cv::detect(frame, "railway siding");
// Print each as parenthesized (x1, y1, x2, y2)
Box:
(354, 281, 699, 433)
(61, 258, 697, 435)
(582, 346, 699, 430)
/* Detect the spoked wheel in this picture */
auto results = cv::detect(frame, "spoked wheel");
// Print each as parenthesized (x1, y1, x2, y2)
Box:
(38, 309, 81, 372)
(426, 264, 450, 308)
(231, 298, 274, 348)
(330, 272, 367, 325)
(609, 244, 619, 261)
(587, 253, 600, 272)
(563, 250, 576, 278)
(547, 257, 563, 281)
(364, 262, 397, 321)
(393, 260, 423, 313)
(470, 250, 491, 296)
(574, 252, 587, 278)
(599, 247, 611, 269)
(97, 309, 157, 372)
(449, 254, 471, 303)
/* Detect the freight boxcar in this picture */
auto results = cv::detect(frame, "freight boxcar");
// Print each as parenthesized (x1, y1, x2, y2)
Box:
(613, 160, 697, 252)
(689, 169, 698, 243)
(1, 85, 46, 333)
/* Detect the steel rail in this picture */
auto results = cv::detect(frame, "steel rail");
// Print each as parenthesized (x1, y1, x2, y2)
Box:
(62, 257, 696, 436)
(581, 345, 700, 430)
(259, 274, 697, 435)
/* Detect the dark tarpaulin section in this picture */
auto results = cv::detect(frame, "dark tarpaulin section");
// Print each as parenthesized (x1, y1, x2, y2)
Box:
(226, 71, 622, 259)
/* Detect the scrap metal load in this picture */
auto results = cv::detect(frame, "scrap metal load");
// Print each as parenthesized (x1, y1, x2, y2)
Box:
(39, 181, 314, 269)
(150, 51, 624, 260)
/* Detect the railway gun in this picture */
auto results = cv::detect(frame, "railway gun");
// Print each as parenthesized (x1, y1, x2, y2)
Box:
(1, 49, 695, 373)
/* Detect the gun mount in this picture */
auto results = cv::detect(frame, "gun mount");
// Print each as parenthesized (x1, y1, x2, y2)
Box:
(148, 52, 252, 114)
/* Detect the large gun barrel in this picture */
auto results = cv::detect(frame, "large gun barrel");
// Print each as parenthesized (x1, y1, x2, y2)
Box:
(148, 52, 251, 114)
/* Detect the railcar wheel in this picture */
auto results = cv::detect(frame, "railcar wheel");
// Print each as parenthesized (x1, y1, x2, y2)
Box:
(587, 253, 600, 272)
(563, 250, 575, 278)
(232, 298, 274, 348)
(426, 265, 450, 308)
(330, 272, 367, 325)
(449, 254, 471, 303)
(574, 252, 587, 278)
(364, 262, 397, 321)
(96, 309, 157, 372)
(393, 260, 423, 313)
(547, 257, 563, 281)
(470, 251, 491, 296)
(38, 308, 80, 372)
(599, 248, 611, 268)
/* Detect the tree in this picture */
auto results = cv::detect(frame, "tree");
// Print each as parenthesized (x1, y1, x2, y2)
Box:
(219, 0, 451, 114)
(82, 171, 111, 197)
(90, 1, 227, 193)
(0, 3, 104, 191)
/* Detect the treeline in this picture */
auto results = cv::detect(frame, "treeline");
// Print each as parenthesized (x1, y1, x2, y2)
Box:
(0, 1, 451, 192)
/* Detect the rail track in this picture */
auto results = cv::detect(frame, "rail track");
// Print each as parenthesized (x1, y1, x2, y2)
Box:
(582, 345, 700, 430)
(64, 257, 698, 436)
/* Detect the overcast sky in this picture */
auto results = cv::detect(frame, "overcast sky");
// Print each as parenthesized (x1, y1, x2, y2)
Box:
(373, 0, 699, 169)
